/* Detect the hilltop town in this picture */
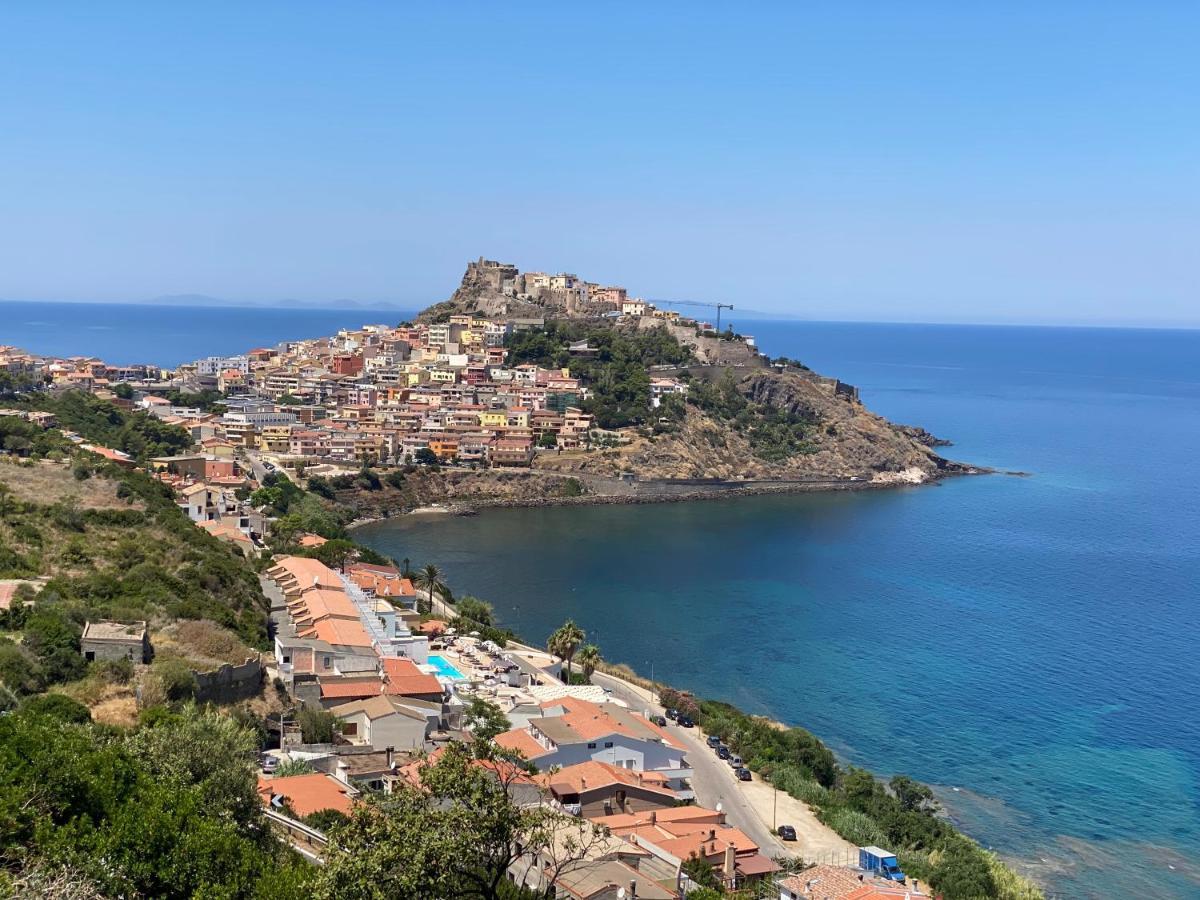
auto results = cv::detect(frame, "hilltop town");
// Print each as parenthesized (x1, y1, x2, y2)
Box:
(0, 258, 976, 519)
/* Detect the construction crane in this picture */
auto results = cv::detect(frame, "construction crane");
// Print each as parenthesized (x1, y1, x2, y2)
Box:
(646, 298, 735, 334)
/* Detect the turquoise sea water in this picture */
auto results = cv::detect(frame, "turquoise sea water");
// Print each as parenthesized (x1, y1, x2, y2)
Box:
(355, 322, 1200, 899)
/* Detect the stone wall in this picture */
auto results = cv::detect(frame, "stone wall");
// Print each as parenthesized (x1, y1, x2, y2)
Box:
(192, 657, 264, 704)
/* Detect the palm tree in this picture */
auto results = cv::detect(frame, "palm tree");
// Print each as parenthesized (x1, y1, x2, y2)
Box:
(414, 564, 445, 615)
(576, 644, 602, 682)
(548, 620, 586, 681)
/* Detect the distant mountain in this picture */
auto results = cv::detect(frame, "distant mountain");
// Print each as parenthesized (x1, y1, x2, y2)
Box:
(147, 294, 405, 310)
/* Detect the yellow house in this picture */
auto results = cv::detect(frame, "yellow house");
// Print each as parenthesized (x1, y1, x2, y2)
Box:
(259, 424, 294, 453)
(479, 410, 508, 429)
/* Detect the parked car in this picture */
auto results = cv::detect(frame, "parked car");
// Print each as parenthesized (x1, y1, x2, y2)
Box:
(261, 755, 278, 774)
(736, 767, 752, 781)
(777, 825, 797, 841)
(651, 715, 667, 727)
(665, 708, 679, 721)
(717, 746, 731, 760)
(678, 716, 695, 728)
(728, 756, 743, 768)
(706, 735, 722, 748)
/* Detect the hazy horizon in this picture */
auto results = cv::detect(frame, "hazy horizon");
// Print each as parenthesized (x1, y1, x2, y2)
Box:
(1, 5, 1196, 327)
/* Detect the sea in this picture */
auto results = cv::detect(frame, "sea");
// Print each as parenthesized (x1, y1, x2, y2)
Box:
(5, 301, 1199, 898)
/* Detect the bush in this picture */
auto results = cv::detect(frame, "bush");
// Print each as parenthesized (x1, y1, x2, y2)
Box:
(150, 658, 196, 703)
(20, 693, 91, 724)
(820, 806, 886, 847)
(298, 707, 339, 744)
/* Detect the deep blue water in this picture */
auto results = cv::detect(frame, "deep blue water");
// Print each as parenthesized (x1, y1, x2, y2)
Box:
(0, 300, 416, 367)
(355, 322, 1200, 899)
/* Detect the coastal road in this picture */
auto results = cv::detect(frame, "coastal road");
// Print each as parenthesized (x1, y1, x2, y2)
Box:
(591, 672, 792, 859)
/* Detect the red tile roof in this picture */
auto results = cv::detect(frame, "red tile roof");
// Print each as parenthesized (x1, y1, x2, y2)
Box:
(257, 773, 356, 817)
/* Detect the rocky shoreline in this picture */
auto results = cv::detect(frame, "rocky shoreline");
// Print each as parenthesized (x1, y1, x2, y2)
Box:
(346, 465, 994, 528)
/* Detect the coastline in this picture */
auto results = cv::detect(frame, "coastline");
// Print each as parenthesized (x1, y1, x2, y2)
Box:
(346, 466, 993, 530)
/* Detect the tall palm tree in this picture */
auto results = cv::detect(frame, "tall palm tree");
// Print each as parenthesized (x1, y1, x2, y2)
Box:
(576, 644, 602, 682)
(548, 620, 586, 681)
(414, 564, 445, 615)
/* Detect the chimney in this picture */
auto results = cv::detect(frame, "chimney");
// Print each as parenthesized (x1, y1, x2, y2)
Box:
(581, 777, 587, 788)
(709, 829, 716, 840)
(386, 746, 395, 768)
(335, 760, 350, 785)
(723, 843, 735, 879)
(628, 880, 637, 899)
(649, 810, 657, 824)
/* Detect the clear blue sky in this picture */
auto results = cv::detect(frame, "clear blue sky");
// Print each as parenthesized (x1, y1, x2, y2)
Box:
(1, 3, 1196, 326)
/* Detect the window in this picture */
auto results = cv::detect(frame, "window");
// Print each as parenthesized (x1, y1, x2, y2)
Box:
(587, 743, 597, 749)
(604, 741, 614, 748)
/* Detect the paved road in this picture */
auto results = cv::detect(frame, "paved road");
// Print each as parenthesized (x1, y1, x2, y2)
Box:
(591, 672, 791, 859)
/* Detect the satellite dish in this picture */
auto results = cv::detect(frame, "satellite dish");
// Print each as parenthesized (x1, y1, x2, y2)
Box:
(617, 890, 626, 899)
(715, 802, 723, 813)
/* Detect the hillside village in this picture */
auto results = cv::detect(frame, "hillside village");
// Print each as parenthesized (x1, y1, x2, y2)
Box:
(0, 260, 1014, 899)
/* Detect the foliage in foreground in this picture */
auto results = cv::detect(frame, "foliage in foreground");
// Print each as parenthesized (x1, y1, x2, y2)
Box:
(0, 704, 312, 899)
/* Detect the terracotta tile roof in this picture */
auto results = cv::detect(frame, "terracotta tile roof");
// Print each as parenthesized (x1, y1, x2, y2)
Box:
(299, 618, 372, 647)
(257, 773, 356, 818)
(539, 761, 678, 799)
(778, 866, 926, 899)
(319, 677, 384, 700)
(379, 658, 444, 697)
(298, 534, 327, 547)
(495, 728, 549, 760)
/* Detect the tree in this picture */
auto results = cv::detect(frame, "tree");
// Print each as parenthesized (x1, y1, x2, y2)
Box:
(464, 697, 511, 743)
(574, 644, 601, 682)
(547, 621, 586, 682)
(414, 447, 439, 466)
(890, 774, 937, 813)
(415, 564, 445, 616)
(313, 741, 604, 900)
(682, 853, 723, 891)
(299, 707, 340, 744)
(312, 538, 356, 573)
(456, 596, 495, 627)
(930, 839, 997, 899)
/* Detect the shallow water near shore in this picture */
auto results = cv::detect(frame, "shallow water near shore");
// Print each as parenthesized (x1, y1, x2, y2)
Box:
(357, 321, 1200, 899)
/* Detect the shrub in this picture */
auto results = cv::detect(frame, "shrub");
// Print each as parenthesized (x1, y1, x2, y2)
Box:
(21, 693, 91, 724)
(819, 806, 886, 848)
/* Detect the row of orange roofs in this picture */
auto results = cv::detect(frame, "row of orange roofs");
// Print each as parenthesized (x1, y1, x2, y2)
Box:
(268, 556, 374, 649)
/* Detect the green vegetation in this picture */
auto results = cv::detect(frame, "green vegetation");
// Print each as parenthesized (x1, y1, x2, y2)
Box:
(506, 321, 691, 428)
(23, 392, 193, 460)
(547, 620, 585, 681)
(0, 704, 311, 898)
(686, 369, 818, 462)
(682, 693, 1041, 899)
(0, 460, 270, 696)
(0, 414, 74, 457)
(463, 696, 511, 742)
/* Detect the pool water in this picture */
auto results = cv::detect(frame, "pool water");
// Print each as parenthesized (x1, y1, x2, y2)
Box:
(427, 654, 467, 681)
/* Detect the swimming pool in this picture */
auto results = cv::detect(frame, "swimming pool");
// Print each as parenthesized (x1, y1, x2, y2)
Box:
(426, 654, 467, 681)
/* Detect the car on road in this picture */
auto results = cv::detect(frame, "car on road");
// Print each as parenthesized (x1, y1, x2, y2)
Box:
(678, 716, 695, 728)
(728, 756, 743, 768)
(717, 746, 731, 760)
(665, 708, 679, 721)
(777, 825, 797, 841)
(706, 735, 721, 748)
(736, 767, 752, 781)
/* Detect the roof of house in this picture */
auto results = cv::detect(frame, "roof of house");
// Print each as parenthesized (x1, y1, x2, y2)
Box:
(551, 859, 675, 900)
(298, 534, 327, 547)
(539, 761, 678, 800)
(495, 728, 549, 760)
(299, 618, 373, 648)
(381, 657, 444, 697)
(590, 805, 724, 832)
(81, 620, 147, 642)
(256, 772, 356, 818)
(530, 698, 681, 750)
(778, 866, 926, 899)
(320, 677, 384, 700)
(330, 694, 429, 722)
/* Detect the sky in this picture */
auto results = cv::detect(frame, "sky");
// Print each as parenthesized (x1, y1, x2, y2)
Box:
(0, 3, 1197, 327)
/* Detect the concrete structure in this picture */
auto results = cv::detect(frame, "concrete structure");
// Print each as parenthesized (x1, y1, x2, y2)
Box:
(81, 620, 150, 664)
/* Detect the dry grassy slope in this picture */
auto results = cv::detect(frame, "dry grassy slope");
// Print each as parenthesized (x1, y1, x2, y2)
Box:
(538, 369, 965, 481)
